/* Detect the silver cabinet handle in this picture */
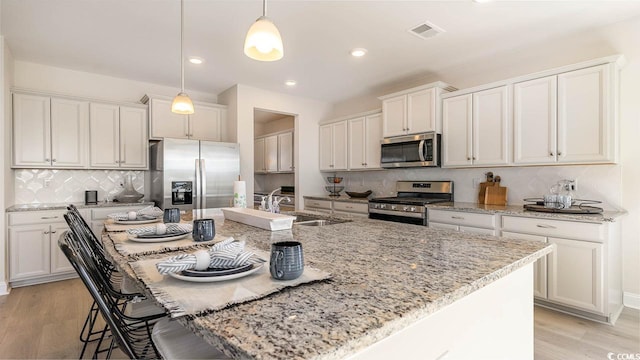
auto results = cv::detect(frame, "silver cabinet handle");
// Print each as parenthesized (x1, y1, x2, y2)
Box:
(41, 216, 58, 219)
(51, 230, 57, 234)
(451, 216, 465, 220)
(536, 224, 556, 229)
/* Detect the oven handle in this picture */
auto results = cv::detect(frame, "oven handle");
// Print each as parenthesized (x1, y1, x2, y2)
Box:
(418, 140, 426, 162)
(368, 208, 425, 218)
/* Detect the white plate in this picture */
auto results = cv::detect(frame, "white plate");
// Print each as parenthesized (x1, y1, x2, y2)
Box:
(168, 263, 264, 283)
(127, 233, 190, 243)
(115, 218, 160, 225)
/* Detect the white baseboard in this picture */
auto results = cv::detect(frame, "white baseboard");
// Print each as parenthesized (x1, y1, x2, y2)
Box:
(623, 292, 640, 310)
(0, 281, 10, 296)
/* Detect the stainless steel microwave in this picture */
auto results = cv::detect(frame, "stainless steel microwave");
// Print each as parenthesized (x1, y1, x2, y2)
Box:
(380, 132, 441, 168)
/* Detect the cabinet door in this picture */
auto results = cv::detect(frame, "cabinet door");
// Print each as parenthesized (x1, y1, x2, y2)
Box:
(90, 103, 120, 168)
(319, 124, 333, 171)
(149, 98, 189, 139)
(50, 224, 73, 274)
(365, 113, 382, 169)
(442, 94, 473, 167)
(13, 93, 51, 167)
(348, 117, 366, 170)
(472, 86, 509, 166)
(254, 138, 265, 173)
(50, 98, 89, 168)
(558, 64, 611, 163)
(407, 88, 435, 134)
(278, 131, 294, 172)
(513, 76, 557, 165)
(9, 224, 50, 281)
(189, 104, 221, 141)
(332, 121, 349, 170)
(502, 231, 548, 299)
(382, 95, 406, 137)
(264, 135, 278, 172)
(548, 237, 604, 314)
(429, 222, 458, 231)
(119, 106, 148, 169)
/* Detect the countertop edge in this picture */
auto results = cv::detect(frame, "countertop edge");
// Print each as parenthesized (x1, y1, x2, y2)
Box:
(6, 201, 155, 212)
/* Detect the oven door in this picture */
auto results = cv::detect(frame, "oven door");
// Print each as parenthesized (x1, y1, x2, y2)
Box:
(381, 133, 439, 168)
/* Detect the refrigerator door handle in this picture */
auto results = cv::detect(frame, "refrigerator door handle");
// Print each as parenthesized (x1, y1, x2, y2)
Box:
(200, 159, 207, 210)
(194, 158, 201, 210)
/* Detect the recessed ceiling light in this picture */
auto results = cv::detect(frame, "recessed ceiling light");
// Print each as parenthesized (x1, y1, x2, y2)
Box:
(188, 56, 204, 65)
(285, 80, 297, 86)
(351, 48, 368, 57)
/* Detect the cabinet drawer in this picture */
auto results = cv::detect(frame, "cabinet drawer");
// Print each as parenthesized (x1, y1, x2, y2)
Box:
(304, 199, 332, 210)
(459, 226, 496, 236)
(333, 201, 368, 214)
(429, 222, 458, 231)
(502, 216, 604, 242)
(9, 210, 67, 226)
(91, 206, 148, 220)
(428, 210, 495, 229)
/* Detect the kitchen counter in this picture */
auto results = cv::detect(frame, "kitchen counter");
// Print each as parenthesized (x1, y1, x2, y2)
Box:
(303, 195, 370, 203)
(428, 202, 626, 223)
(102, 210, 551, 359)
(6, 201, 155, 212)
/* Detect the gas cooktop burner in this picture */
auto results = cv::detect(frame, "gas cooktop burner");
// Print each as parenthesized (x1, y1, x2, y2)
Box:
(370, 197, 451, 206)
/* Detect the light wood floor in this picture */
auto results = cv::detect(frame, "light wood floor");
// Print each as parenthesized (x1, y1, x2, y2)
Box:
(0, 279, 638, 359)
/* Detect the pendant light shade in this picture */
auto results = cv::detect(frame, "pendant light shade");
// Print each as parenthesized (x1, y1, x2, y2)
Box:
(244, 0, 283, 61)
(172, 0, 194, 115)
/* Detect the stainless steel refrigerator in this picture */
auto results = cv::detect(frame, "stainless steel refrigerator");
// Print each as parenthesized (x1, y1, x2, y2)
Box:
(150, 138, 240, 211)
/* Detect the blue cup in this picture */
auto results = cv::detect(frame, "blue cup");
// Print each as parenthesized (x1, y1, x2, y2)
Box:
(192, 218, 215, 242)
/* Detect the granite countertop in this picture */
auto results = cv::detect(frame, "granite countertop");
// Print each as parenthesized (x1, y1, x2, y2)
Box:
(304, 195, 371, 203)
(6, 201, 155, 212)
(428, 202, 627, 223)
(102, 211, 552, 359)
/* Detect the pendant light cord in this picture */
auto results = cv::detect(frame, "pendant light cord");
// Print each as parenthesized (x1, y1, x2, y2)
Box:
(180, 0, 185, 92)
(263, 0, 267, 17)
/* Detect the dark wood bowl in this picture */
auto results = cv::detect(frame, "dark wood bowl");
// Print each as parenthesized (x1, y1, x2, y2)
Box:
(345, 190, 372, 199)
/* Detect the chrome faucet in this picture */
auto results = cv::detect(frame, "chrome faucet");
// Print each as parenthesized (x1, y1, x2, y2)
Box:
(266, 187, 281, 213)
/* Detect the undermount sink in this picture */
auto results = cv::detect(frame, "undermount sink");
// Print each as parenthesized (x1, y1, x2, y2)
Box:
(293, 214, 352, 226)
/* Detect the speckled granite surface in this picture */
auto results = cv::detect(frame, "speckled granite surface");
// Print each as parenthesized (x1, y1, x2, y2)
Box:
(304, 195, 370, 203)
(6, 201, 154, 212)
(428, 202, 626, 223)
(102, 212, 551, 360)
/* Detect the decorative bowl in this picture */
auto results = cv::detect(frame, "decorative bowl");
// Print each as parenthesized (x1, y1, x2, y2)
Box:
(345, 190, 373, 199)
(326, 177, 343, 184)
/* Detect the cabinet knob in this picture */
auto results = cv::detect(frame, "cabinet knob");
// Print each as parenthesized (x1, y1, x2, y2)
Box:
(550, 152, 554, 156)
(364, 163, 367, 166)
(51, 230, 57, 234)
(472, 157, 476, 160)
(45, 158, 50, 162)
(467, 157, 471, 161)
(558, 152, 562, 156)
(44, 231, 49, 234)
(52, 159, 56, 162)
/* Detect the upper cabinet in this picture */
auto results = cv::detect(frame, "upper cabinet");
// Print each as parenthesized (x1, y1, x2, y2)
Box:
(13, 93, 89, 168)
(442, 86, 510, 167)
(348, 113, 382, 170)
(319, 121, 348, 171)
(380, 82, 456, 138)
(89, 103, 148, 169)
(146, 96, 226, 141)
(254, 130, 294, 174)
(443, 55, 623, 168)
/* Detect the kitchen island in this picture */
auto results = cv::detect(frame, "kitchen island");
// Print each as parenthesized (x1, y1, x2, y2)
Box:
(103, 211, 553, 359)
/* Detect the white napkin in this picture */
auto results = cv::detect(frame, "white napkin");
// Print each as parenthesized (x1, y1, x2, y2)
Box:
(127, 223, 193, 236)
(156, 238, 266, 275)
(108, 206, 164, 220)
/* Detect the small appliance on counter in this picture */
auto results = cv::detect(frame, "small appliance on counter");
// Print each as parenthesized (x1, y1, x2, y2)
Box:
(84, 190, 98, 205)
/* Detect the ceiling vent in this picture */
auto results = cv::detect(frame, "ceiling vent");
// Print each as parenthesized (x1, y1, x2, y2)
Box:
(409, 21, 445, 39)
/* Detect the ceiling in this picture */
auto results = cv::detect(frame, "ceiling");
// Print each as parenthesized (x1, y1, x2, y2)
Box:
(2, 1, 640, 104)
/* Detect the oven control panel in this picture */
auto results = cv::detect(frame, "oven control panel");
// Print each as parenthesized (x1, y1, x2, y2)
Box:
(369, 203, 424, 214)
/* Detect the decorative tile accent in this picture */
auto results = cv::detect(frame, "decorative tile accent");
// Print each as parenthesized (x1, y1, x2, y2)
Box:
(14, 169, 145, 204)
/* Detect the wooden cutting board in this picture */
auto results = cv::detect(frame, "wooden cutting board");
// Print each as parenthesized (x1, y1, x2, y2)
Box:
(484, 186, 508, 206)
(478, 182, 494, 204)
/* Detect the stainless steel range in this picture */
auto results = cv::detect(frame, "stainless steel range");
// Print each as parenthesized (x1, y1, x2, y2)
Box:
(368, 181, 454, 225)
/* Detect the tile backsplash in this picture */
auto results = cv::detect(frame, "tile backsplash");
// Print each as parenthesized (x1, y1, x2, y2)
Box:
(14, 169, 145, 204)
(334, 164, 623, 210)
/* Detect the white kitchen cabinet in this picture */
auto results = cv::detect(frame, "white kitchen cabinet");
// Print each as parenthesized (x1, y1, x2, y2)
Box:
(265, 135, 278, 173)
(278, 131, 294, 172)
(90, 103, 148, 169)
(304, 198, 332, 214)
(319, 121, 348, 171)
(380, 82, 454, 138)
(502, 231, 548, 299)
(348, 113, 382, 170)
(8, 209, 92, 286)
(254, 138, 266, 173)
(442, 86, 509, 168)
(548, 237, 604, 314)
(13, 93, 89, 168)
(501, 215, 620, 321)
(333, 201, 369, 217)
(147, 96, 225, 141)
(428, 209, 496, 235)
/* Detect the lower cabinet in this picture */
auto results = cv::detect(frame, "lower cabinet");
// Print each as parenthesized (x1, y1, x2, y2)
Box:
(427, 209, 497, 236)
(303, 198, 332, 214)
(303, 197, 369, 217)
(501, 215, 617, 322)
(8, 209, 89, 286)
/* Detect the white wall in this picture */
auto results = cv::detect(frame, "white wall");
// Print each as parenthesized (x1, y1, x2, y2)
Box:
(222, 84, 332, 208)
(1, 36, 14, 295)
(330, 16, 640, 299)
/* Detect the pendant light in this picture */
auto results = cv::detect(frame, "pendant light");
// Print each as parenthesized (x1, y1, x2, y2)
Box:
(244, 0, 284, 61)
(171, 0, 194, 114)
